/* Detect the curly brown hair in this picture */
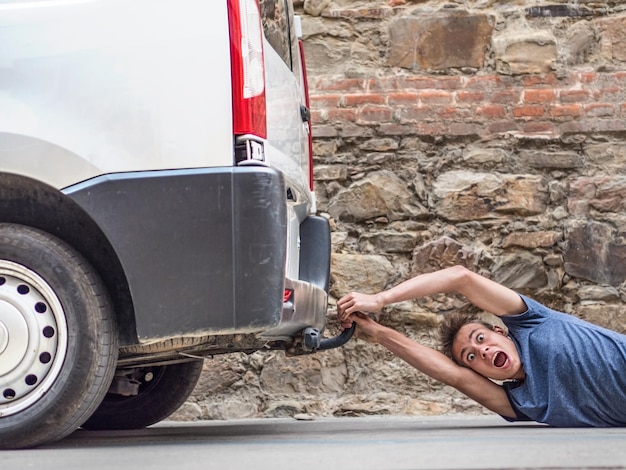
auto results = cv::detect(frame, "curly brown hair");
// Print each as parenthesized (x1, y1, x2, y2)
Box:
(438, 311, 494, 365)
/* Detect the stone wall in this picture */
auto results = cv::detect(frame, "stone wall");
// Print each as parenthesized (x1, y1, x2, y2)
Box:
(177, 0, 626, 422)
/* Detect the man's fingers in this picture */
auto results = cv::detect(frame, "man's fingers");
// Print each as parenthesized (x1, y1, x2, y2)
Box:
(340, 313, 358, 327)
(340, 320, 354, 330)
(337, 293, 358, 311)
(348, 311, 368, 323)
(338, 303, 355, 321)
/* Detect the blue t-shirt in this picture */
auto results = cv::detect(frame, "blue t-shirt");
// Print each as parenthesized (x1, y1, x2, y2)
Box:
(501, 295, 626, 427)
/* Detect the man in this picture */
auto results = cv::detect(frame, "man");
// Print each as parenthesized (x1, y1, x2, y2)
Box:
(337, 265, 626, 427)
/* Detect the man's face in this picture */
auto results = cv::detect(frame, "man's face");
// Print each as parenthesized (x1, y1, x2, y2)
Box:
(451, 323, 524, 381)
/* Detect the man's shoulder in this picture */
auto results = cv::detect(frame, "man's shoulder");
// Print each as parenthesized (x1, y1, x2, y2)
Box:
(501, 295, 549, 328)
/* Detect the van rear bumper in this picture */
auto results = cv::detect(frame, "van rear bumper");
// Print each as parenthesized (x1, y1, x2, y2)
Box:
(65, 166, 326, 343)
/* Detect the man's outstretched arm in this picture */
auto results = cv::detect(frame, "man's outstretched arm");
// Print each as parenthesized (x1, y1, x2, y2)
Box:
(338, 265, 526, 319)
(349, 313, 518, 419)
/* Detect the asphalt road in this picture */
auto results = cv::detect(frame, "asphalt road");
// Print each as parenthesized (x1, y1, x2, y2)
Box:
(1, 415, 625, 470)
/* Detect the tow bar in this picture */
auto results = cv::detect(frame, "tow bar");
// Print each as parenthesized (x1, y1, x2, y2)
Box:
(302, 322, 356, 352)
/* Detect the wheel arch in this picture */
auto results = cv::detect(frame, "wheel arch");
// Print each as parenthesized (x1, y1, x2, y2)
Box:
(0, 172, 137, 345)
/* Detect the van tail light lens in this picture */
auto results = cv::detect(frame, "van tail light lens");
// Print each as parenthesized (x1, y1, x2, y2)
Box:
(228, 0, 267, 138)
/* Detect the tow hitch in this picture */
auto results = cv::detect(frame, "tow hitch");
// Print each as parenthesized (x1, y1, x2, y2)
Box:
(302, 322, 356, 352)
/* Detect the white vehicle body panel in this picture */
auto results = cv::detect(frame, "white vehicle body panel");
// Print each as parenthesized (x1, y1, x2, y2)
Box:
(0, 0, 233, 188)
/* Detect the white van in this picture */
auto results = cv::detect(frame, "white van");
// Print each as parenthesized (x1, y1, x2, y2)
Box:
(0, 0, 351, 449)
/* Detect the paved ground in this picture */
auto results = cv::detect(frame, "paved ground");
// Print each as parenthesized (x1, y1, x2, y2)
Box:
(1, 415, 625, 469)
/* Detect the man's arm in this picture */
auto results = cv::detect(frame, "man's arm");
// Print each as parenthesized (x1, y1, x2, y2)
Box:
(350, 313, 518, 419)
(338, 265, 526, 319)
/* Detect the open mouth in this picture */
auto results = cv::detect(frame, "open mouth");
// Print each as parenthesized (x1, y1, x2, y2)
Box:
(493, 351, 508, 368)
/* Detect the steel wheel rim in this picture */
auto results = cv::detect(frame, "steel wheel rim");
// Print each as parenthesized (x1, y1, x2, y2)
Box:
(0, 260, 68, 417)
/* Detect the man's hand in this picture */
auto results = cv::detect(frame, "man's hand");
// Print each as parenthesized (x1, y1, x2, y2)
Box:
(341, 312, 385, 344)
(337, 292, 385, 321)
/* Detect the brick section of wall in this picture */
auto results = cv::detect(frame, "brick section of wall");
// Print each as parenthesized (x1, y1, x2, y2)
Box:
(310, 71, 626, 139)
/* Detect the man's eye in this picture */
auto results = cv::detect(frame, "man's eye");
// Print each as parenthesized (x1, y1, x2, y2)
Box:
(477, 334, 484, 342)
(467, 353, 475, 362)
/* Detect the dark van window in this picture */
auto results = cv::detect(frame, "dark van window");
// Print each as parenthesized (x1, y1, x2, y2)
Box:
(259, 0, 296, 71)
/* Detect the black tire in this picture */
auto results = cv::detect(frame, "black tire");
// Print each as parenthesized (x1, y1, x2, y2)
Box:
(0, 223, 118, 449)
(82, 359, 203, 430)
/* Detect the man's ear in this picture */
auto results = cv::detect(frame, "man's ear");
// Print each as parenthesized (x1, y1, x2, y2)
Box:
(492, 325, 508, 336)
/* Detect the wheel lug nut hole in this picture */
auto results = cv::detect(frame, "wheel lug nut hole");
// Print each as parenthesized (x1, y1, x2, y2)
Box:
(0, 277, 5, 286)
(3, 389, 16, 399)
(25, 375, 38, 386)
(17, 284, 30, 295)
(42, 326, 55, 338)
(40, 352, 52, 364)
(35, 302, 47, 313)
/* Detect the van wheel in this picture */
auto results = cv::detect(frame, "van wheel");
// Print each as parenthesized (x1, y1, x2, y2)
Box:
(82, 359, 203, 430)
(0, 223, 118, 449)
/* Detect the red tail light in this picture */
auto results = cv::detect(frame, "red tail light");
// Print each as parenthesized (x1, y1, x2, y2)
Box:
(227, 0, 267, 138)
(283, 289, 293, 303)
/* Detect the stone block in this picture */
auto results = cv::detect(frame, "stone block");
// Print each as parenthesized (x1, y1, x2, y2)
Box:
(564, 22, 596, 66)
(492, 252, 548, 290)
(518, 150, 583, 170)
(303, 0, 332, 17)
(433, 171, 548, 221)
(411, 236, 482, 276)
(314, 164, 349, 181)
(568, 175, 626, 216)
(493, 31, 557, 74)
(303, 38, 352, 74)
(573, 303, 626, 334)
(330, 253, 395, 298)
(585, 143, 626, 170)
(387, 12, 494, 70)
(260, 353, 347, 395)
(503, 231, 562, 249)
(564, 220, 626, 286)
(462, 147, 508, 164)
(598, 14, 626, 62)
(328, 170, 427, 222)
(577, 285, 621, 302)
(359, 231, 419, 254)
